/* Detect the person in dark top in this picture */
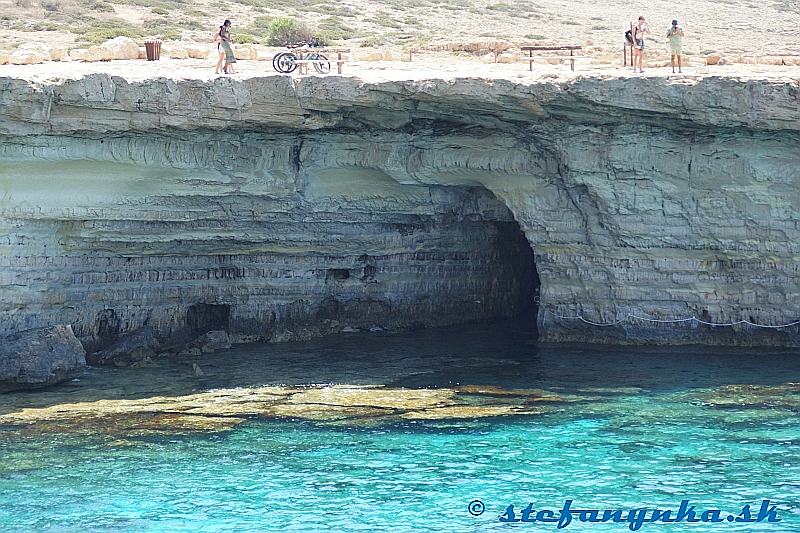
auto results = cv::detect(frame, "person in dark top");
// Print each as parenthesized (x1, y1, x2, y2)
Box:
(667, 20, 685, 73)
(218, 19, 236, 74)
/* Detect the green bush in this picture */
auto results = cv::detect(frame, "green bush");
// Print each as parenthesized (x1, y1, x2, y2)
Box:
(317, 15, 355, 41)
(157, 28, 181, 40)
(143, 18, 184, 41)
(251, 15, 273, 29)
(74, 18, 144, 39)
(266, 17, 312, 46)
(368, 13, 401, 29)
(82, 27, 142, 44)
(182, 19, 204, 30)
(236, 32, 259, 44)
(359, 35, 380, 48)
(246, 15, 272, 38)
(40, 0, 59, 12)
(91, 1, 114, 12)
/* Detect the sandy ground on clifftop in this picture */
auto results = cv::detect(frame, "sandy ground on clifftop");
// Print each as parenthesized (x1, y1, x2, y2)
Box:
(2, 0, 800, 61)
(3, 52, 800, 85)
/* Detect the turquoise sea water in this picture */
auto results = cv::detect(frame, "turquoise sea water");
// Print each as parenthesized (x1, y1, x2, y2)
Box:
(1, 322, 799, 532)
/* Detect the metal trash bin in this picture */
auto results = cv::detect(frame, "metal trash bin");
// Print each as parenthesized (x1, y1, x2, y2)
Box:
(144, 40, 162, 61)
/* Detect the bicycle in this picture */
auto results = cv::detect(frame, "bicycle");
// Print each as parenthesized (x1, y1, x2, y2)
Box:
(272, 38, 331, 74)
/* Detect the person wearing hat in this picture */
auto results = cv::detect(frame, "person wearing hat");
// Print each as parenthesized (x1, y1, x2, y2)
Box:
(667, 20, 685, 73)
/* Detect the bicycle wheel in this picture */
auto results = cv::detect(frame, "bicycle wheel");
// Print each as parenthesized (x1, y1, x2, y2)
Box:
(272, 52, 283, 72)
(311, 53, 331, 74)
(276, 52, 298, 73)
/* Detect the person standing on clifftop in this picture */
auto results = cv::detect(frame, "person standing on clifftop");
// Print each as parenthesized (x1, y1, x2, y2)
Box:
(218, 19, 237, 75)
(214, 28, 225, 74)
(667, 19, 685, 73)
(632, 15, 649, 73)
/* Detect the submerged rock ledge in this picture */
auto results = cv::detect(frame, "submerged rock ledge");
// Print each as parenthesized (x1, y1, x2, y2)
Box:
(0, 384, 561, 437)
(1, 72, 800, 351)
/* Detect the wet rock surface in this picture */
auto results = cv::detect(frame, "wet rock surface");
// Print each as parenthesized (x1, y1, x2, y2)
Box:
(0, 384, 559, 437)
(188, 330, 232, 353)
(693, 383, 800, 411)
(87, 327, 159, 367)
(0, 325, 86, 392)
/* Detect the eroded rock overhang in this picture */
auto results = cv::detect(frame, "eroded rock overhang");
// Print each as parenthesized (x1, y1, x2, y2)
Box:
(1, 73, 800, 347)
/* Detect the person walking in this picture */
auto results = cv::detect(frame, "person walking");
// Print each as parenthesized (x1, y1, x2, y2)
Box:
(218, 19, 237, 74)
(632, 15, 648, 73)
(214, 28, 225, 74)
(667, 19, 685, 73)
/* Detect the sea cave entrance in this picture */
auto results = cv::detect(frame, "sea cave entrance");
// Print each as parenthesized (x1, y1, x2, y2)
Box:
(492, 210, 541, 337)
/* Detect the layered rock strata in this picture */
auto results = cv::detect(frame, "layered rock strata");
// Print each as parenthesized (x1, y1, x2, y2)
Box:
(1, 72, 799, 349)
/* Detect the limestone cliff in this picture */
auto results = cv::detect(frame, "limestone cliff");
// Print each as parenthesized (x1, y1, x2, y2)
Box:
(1, 72, 799, 349)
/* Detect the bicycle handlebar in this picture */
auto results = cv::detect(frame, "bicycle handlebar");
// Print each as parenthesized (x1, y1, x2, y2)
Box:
(285, 37, 322, 49)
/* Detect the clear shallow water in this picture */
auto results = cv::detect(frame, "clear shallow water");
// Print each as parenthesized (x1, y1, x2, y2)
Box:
(1, 322, 799, 532)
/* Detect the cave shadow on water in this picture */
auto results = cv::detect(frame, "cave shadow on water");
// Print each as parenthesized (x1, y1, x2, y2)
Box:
(2, 320, 799, 416)
(2, 194, 798, 411)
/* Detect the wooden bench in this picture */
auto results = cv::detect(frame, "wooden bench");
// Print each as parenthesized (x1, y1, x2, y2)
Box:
(521, 45, 583, 71)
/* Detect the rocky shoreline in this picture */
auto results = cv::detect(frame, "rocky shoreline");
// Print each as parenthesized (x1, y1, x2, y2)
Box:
(2, 70, 800, 389)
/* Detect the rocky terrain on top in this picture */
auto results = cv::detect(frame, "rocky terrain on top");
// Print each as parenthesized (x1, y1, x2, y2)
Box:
(2, 0, 800, 70)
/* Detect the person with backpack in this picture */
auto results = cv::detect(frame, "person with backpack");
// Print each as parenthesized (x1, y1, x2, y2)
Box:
(632, 15, 649, 73)
(667, 19, 685, 73)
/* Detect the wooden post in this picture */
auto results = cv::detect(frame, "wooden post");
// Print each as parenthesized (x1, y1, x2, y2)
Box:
(629, 22, 634, 67)
(337, 50, 342, 74)
(570, 48, 574, 71)
(299, 49, 308, 74)
(529, 48, 533, 71)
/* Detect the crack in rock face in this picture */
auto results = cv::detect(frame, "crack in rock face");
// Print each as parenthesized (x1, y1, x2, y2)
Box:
(1, 73, 799, 355)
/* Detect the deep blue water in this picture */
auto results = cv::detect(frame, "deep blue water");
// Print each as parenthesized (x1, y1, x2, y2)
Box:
(1, 322, 798, 532)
